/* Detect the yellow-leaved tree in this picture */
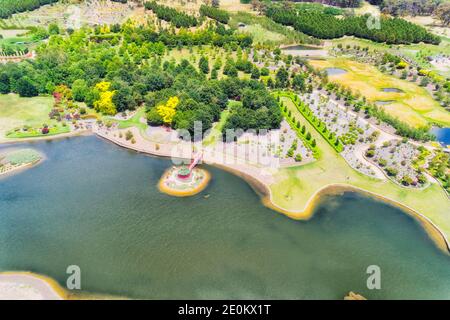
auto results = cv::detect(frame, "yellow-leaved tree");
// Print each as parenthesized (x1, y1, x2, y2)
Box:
(157, 96, 179, 125)
(93, 81, 117, 115)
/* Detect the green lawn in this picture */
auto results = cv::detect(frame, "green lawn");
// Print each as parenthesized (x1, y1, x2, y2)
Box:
(115, 108, 148, 131)
(0, 94, 54, 141)
(270, 95, 450, 249)
(6, 123, 70, 139)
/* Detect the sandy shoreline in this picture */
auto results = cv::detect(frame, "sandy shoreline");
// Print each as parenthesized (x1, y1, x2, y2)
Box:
(0, 272, 65, 300)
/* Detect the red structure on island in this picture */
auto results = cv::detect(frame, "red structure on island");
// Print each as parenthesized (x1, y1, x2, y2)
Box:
(177, 153, 203, 179)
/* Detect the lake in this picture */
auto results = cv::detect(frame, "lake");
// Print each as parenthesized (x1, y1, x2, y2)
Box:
(0, 136, 449, 299)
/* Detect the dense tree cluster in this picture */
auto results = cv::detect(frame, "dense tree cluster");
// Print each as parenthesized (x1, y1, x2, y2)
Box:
(144, 1, 198, 28)
(146, 66, 281, 138)
(200, 5, 230, 24)
(265, 4, 441, 44)
(0, 0, 58, 19)
(0, 20, 275, 137)
(222, 80, 282, 133)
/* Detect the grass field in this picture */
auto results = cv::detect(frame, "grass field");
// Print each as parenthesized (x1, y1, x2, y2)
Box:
(115, 108, 147, 131)
(0, 94, 54, 142)
(6, 123, 70, 139)
(309, 57, 450, 127)
(229, 12, 318, 46)
(269, 96, 450, 249)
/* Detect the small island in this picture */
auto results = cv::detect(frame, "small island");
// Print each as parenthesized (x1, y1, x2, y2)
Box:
(0, 149, 42, 177)
(159, 163, 211, 197)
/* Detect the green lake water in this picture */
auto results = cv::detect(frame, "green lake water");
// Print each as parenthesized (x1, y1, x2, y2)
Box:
(0, 136, 449, 299)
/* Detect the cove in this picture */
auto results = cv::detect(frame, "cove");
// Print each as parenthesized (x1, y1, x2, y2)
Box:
(0, 136, 450, 299)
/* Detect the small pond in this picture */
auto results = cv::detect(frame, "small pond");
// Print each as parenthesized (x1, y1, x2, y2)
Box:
(282, 45, 323, 51)
(375, 100, 395, 105)
(382, 88, 403, 93)
(325, 68, 347, 76)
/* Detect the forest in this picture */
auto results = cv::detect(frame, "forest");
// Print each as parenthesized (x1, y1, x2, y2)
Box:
(0, 20, 279, 137)
(144, 1, 198, 28)
(200, 5, 230, 24)
(265, 4, 441, 44)
(0, 0, 58, 19)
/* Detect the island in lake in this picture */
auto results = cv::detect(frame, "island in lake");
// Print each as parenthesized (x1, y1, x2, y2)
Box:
(0, 0, 449, 300)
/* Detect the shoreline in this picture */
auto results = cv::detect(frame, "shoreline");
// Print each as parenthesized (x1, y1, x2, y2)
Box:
(1, 128, 449, 253)
(0, 272, 65, 300)
(94, 128, 450, 254)
(0, 148, 44, 179)
(0, 130, 448, 300)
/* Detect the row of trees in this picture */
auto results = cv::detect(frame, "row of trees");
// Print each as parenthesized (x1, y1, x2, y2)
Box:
(265, 4, 441, 44)
(199, 4, 230, 24)
(144, 1, 198, 28)
(0, 0, 58, 19)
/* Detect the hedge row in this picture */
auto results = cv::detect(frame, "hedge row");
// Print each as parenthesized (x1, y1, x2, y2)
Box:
(276, 91, 344, 153)
(279, 100, 320, 159)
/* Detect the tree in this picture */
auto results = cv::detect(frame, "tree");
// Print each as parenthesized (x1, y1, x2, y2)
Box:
(48, 23, 60, 35)
(199, 56, 210, 74)
(210, 68, 218, 80)
(72, 79, 89, 102)
(275, 67, 289, 88)
(157, 96, 179, 125)
(251, 66, 260, 79)
(16, 77, 38, 97)
(292, 73, 306, 91)
(0, 73, 10, 94)
(93, 82, 117, 115)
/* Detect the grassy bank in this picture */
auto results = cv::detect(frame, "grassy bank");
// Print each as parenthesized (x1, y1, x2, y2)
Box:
(268, 94, 450, 251)
(0, 94, 54, 141)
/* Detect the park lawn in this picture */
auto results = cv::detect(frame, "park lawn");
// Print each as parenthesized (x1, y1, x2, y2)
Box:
(0, 94, 54, 141)
(309, 57, 450, 127)
(115, 108, 148, 131)
(270, 94, 450, 247)
(6, 123, 70, 139)
(229, 11, 319, 46)
(237, 24, 285, 45)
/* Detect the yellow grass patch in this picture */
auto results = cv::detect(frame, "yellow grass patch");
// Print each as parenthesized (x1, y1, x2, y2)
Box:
(310, 58, 450, 127)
